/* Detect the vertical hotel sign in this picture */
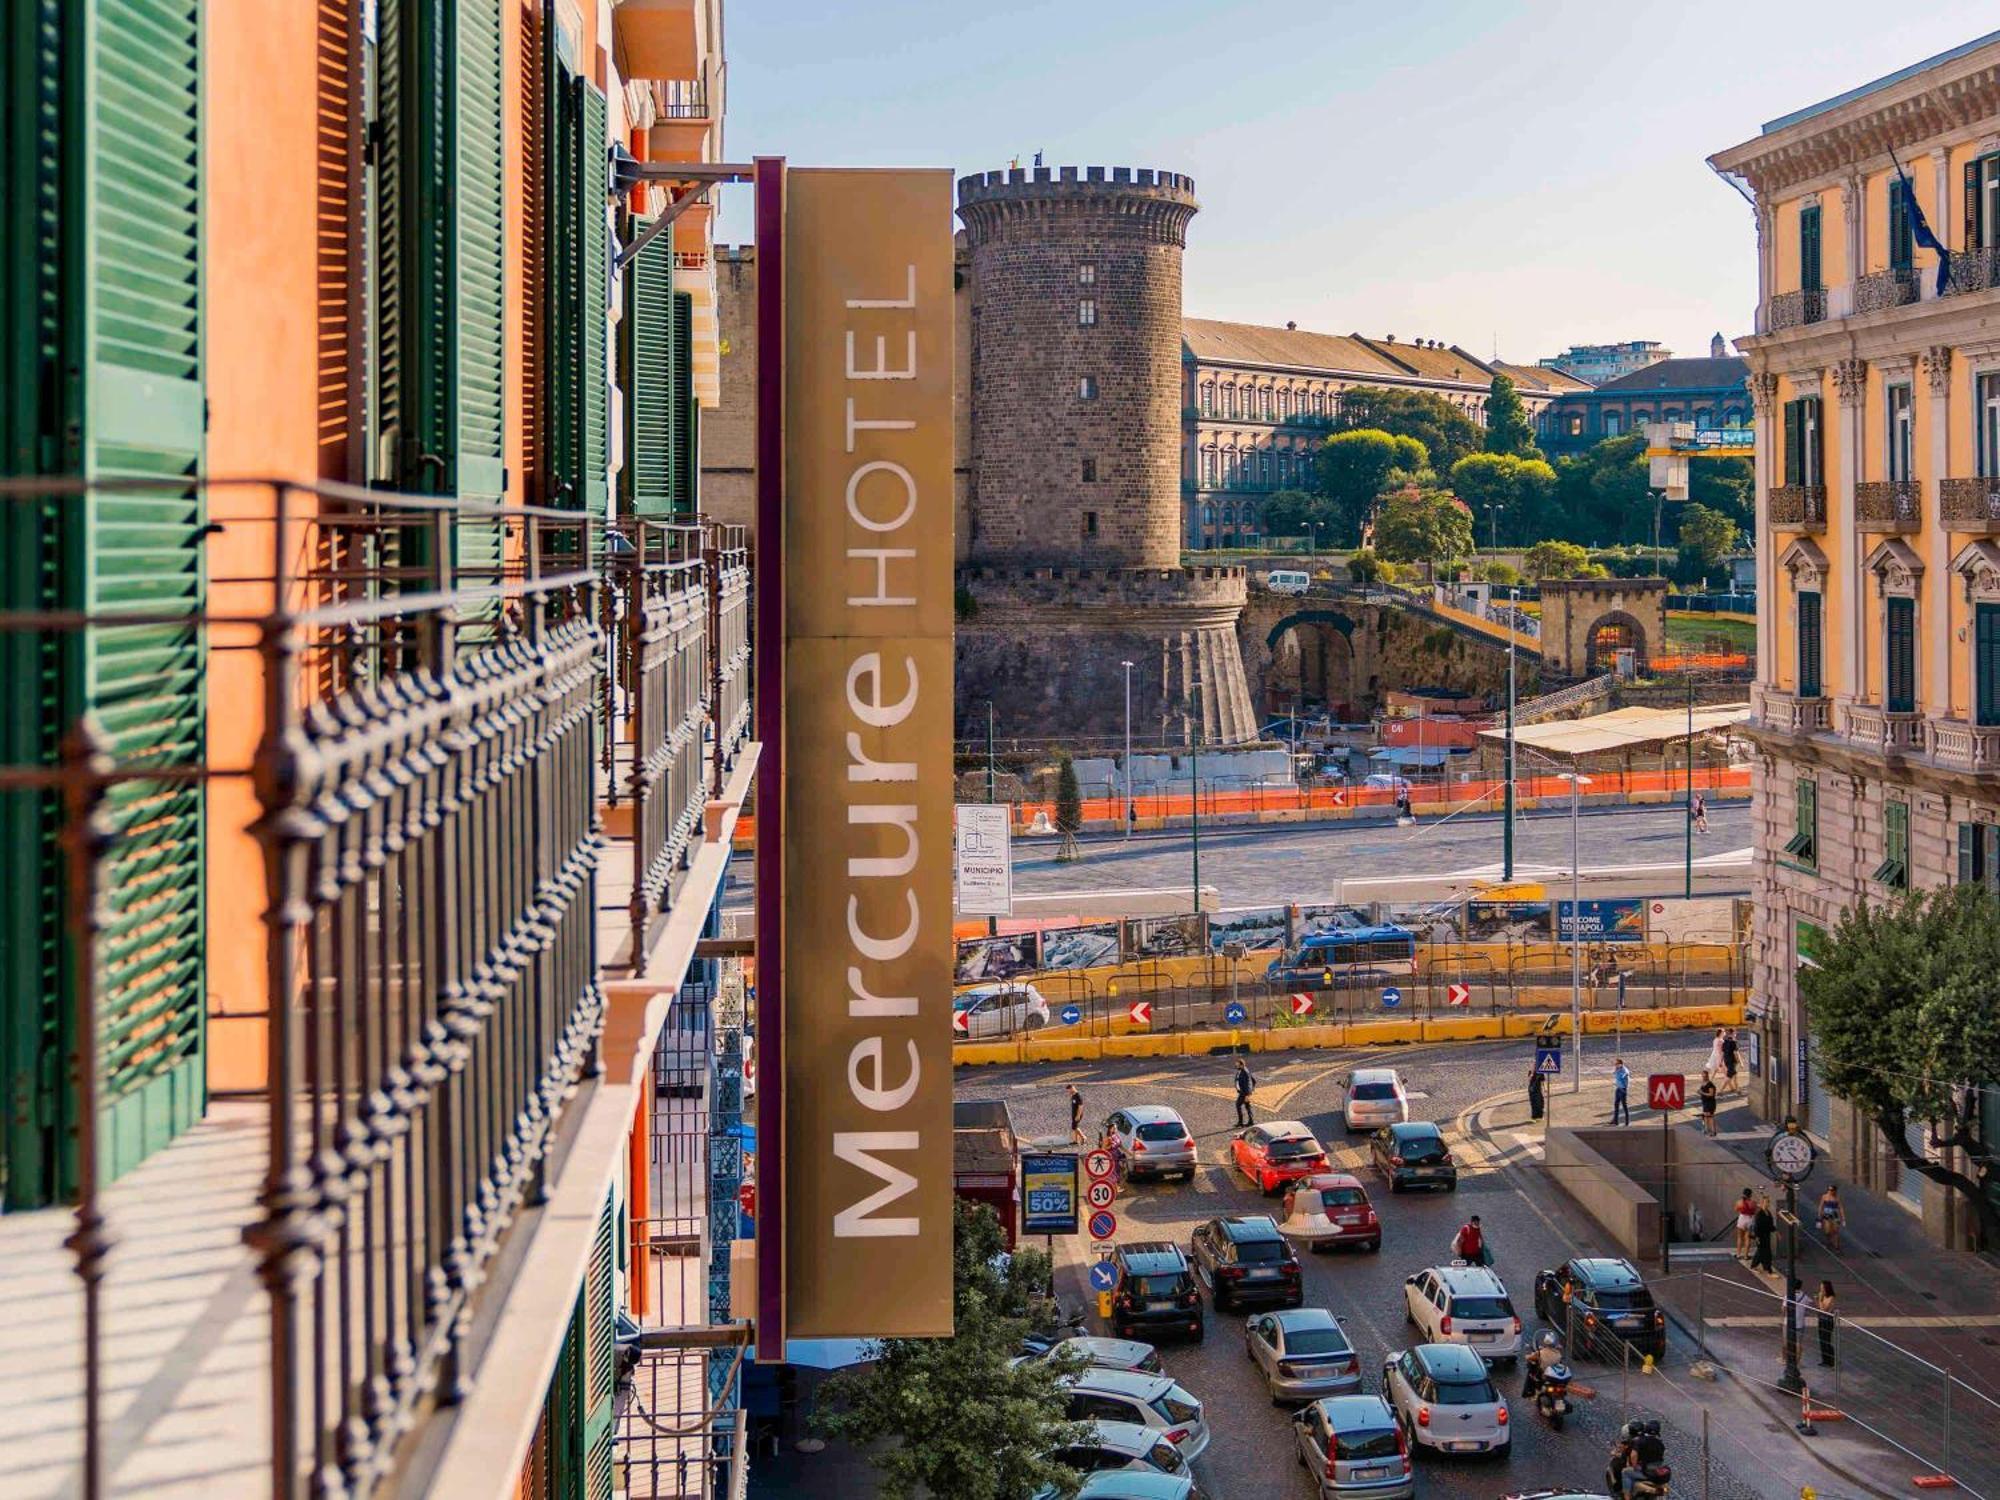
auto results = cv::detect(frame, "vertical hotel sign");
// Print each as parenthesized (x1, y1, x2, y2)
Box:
(782, 169, 954, 1338)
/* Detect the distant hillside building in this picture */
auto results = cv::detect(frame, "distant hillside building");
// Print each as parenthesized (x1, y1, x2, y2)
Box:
(1535, 355, 1752, 457)
(1180, 318, 1587, 547)
(1538, 339, 1671, 385)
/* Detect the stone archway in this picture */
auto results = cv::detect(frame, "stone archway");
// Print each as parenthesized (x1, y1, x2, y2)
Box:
(1538, 578, 1669, 679)
(1265, 619, 1358, 719)
(1583, 609, 1649, 675)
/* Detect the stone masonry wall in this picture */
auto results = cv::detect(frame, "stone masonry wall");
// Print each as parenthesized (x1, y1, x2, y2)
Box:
(700, 245, 756, 532)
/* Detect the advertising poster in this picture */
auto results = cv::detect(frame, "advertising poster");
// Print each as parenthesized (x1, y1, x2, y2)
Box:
(1020, 1152, 1080, 1236)
(1291, 903, 1372, 942)
(955, 932, 1040, 983)
(1465, 900, 1553, 942)
(953, 802, 1013, 917)
(1556, 898, 1646, 942)
(1207, 906, 1289, 952)
(1644, 896, 1737, 944)
(1038, 922, 1123, 972)
(1389, 902, 1464, 944)
(1127, 913, 1207, 958)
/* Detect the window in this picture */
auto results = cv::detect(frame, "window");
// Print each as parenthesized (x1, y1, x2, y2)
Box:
(1078, 298, 1096, 326)
(1079, 374, 1098, 400)
(1202, 504, 1215, 525)
(1077, 263, 1096, 285)
(1960, 820, 2000, 889)
(1566, 413, 1583, 436)
(1604, 411, 1624, 437)
(1081, 458, 1096, 482)
(1199, 380, 1213, 414)
(1886, 595, 1916, 714)
(1979, 373, 2000, 479)
(1084, 510, 1099, 535)
(1887, 383, 1913, 482)
(1979, 602, 2000, 727)
(1260, 387, 1274, 420)
(1889, 177, 1914, 272)
(1201, 448, 1216, 486)
(1797, 589, 1823, 697)
(1784, 778, 1819, 867)
(1783, 396, 1824, 486)
(1969, 153, 2000, 251)
(1800, 201, 1823, 291)
(1223, 384, 1237, 417)
(1874, 800, 1910, 890)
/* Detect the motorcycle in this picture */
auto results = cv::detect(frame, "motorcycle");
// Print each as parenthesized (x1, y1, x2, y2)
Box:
(1531, 1360, 1571, 1430)
(1017, 1310, 1087, 1358)
(1605, 1454, 1672, 1497)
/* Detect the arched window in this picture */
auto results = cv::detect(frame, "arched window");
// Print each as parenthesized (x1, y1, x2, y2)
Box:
(1694, 408, 1711, 427)
(1200, 381, 1214, 415)
(1200, 447, 1216, 486)
(1203, 504, 1215, 525)
(1260, 387, 1273, 420)
(1604, 411, 1624, 437)
(1224, 384, 1239, 418)
(1278, 388, 1292, 420)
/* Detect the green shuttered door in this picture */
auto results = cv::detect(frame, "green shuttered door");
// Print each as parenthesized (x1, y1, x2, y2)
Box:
(579, 84, 609, 515)
(543, 39, 606, 517)
(625, 221, 676, 515)
(546, 1191, 618, 1499)
(671, 290, 697, 516)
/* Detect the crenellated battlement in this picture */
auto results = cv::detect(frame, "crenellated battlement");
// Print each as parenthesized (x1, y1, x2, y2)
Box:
(956, 166, 1199, 249)
(956, 165, 1198, 201)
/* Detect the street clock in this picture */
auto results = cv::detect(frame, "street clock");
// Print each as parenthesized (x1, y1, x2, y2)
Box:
(1765, 1120, 1816, 1184)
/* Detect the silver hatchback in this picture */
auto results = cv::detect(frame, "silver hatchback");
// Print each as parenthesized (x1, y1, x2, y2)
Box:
(1292, 1394, 1415, 1498)
(1103, 1105, 1198, 1182)
(1245, 1307, 1362, 1403)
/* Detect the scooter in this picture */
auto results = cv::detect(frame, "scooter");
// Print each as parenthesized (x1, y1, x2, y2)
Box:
(1018, 1310, 1087, 1358)
(1605, 1454, 1673, 1498)
(1531, 1360, 1571, 1431)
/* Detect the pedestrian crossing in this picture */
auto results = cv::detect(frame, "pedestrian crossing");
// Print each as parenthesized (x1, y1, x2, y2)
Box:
(1178, 1123, 1518, 1195)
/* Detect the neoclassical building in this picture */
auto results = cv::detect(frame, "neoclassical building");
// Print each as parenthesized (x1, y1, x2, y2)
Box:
(1711, 30, 2000, 1248)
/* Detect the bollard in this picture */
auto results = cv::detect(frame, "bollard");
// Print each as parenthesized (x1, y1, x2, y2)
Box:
(1097, 1290, 1113, 1321)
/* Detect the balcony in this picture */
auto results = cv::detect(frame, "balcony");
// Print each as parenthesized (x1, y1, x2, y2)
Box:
(1767, 288, 1826, 330)
(654, 78, 710, 119)
(1855, 478, 1921, 532)
(1842, 702, 1925, 752)
(1769, 484, 1827, 531)
(1931, 719, 2000, 770)
(1853, 266, 1921, 314)
(1758, 686, 1831, 735)
(1942, 246, 2000, 297)
(1940, 476, 2000, 532)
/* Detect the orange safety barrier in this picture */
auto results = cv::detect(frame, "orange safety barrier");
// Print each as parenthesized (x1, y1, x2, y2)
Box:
(1652, 650, 1751, 672)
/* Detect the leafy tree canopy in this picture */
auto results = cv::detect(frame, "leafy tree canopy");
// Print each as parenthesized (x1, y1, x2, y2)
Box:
(1314, 429, 1425, 542)
(1374, 490, 1474, 570)
(1450, 452, 1558, 547)
(1523, 538, 1594, 580)
(1799, 884, 2000, 1248)
(1483, 373, 1540, 459)
(1347, 549, 1384, 584)
(1327, 386, 1481, 473)
(1260, 487, 1332, 541)
(1675, 502, 1740, 582)
(816, 1201, 1090, 1499)
(1055, 756, 1083, 834)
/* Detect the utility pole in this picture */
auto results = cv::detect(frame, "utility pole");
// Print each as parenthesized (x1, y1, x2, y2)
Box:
(1504, 585, 1517, 881)
(1684, 666, 1695, 899)
(1190, 677, 1202, 916)
(1121, 661, 1135, 840)
(1568, 770, 1586, 1092)
(985, 701, 998, 937)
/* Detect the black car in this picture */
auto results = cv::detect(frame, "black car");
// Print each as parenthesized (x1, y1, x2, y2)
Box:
(1109, 1242, 1205, 1342)
(1187, 1214, 1304, 1313)
(1369, 1121, 1458, 1192)
(1533, 1257, 1666, 1358)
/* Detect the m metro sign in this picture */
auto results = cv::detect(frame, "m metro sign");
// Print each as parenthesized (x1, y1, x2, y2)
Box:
(772, 166, 956, 1343)
(1648, 1074, 1686, 1111)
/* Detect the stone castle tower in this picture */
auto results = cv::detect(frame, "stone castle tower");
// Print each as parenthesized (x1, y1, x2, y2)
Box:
(953, 165, 1256, 745)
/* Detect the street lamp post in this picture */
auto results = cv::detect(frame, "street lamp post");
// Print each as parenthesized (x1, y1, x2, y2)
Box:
(1503, 585, 1517, 881)
(1121, 660, 1135, 839)
(1560, 768, 1591, 1092)
(1190, 677, 1203, 915)
(1684, 666, 1695, 899)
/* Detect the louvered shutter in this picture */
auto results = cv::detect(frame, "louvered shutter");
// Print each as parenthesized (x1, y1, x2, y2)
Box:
(578, 83, 610, 516)
(583, 1194, 618, 1497)
(543, 21, 579, 506)
(1797, 590, 1822, 699)
(455, 0, 507, 580)
(1782, 400, 1802, 487)
(671, 290, 697, 515)
(1966, 159, 1981, 251)
(1804, 397, 1822, 486)
(1799, 203, 1822, 291)
(1977, 603, 2000, 727)
(1885, 596, 1915, 714)
(549, 1287, 587, 1500)
(1889, 179, 1913, 271)
(624, 220, 675, 515)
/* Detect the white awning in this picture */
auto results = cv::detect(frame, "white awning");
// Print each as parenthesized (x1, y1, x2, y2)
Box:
(1476, 703, 1752, 758)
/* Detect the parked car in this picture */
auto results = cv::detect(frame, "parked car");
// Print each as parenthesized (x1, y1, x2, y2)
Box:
(1045, 1419, 1189, 1479)
(1189, 1214, 1304, 1312)
(1403, 1263, 1523, 1364)
(1058, 1369, 1211, 1463)
(1369, 1120, 1458, 1192)
(1026, 1335, 1163, 1375)
(1291, 1394, 1415, 1499)
(1380, 1343, 1511, 1458)
(1102, 1105, 1198, 1182)
(1280, 1173, 1382, 1254)
(952, 982, 1050, 1039)
(1036, 1473, 1206, 1500)
(1245, 1307, 1363, 1403)
(1108, 1243, 1204, 1343)
(1231, 1120, 1329, 1195)
(1341, 1067, 1410, 1132)
(1533, 1257, 1666, 1359)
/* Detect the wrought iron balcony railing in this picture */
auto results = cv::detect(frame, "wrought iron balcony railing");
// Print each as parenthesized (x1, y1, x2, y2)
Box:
(1766, 288, 1826, 330)
(1942, 246, 2000, 297)
(1769, 484, 1827, 530)
(1940, 476, 2000, 531)
(1855, 478, 1921, 532)
(1853, 267, 1920, 314)
(706, 523, 752, 793)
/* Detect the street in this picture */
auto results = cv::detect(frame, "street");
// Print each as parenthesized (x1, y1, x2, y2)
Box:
(963, 1033, 1866, 1500)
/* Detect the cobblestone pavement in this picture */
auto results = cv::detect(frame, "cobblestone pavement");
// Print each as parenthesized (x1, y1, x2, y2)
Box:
(963, 1033, 1895, 1500)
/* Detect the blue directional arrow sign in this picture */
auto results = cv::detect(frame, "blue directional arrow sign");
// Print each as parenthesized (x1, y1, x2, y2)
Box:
(1380, 986, 1402, 1009)
(1088, 1260, 1119, 1293)
(1224, 1001, 1247, 1025)
(1535, 1045, 1564, 1076)
(1060, 1004, 1082, 1026)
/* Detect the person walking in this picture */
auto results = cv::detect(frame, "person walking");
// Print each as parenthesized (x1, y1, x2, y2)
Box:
(1068, 1085, 1086, 1145)
(1452, 1215, 1490, 1267)
(1816, 1280, 1839, 1367)
(1527, 1065, 1545, 1122)
(1750, 1193, 1777, 1273)
(1733, 1187, 1757, 1260)
(1703, 1028, 1725, 1079)
(1720, 1028, 1741, 1093)
(1817, 1184, 1845, 1254)
(1611, 1057, 1631, 1126)
(1697, 1070, 1719, 1136)
(1692, 790, 1709, 833)
(1233, 1058, 1255, 1127)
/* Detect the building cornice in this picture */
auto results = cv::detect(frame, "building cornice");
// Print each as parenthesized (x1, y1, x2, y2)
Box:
(1737, 284, 2000, 367)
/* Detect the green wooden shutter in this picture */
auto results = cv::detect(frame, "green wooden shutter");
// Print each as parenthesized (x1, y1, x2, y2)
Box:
(543, 21, 578, 506)
(578, 83, 609, 515)
(455, 0, 506, 581)
(1799, 203, 1822, 291)
(1966, 158, 1981, 251)
(1977, 603, 2000, 727)
(1782, 400, 1801, 487)
(1797, 590, 1822, 698)
(583, 1193, 618, 1497)
(624, 219, 676, 515)
(548, 1287, 587, 1500)
(1889, 179, 1913, 272)
(1885, 596, 1915, 714)
(671, 289, 697, 516)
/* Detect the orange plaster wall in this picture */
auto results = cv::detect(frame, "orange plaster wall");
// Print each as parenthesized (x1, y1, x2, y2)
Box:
(200, 0, 328, 1090)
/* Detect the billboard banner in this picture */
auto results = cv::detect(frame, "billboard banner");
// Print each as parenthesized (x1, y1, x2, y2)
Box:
(954, 932, 1039, 984)
(1465, 900, 1553, 942)
(1208, 906, 1289, 953)
(782, 167, 955, 1339)
(1020, 1152, 1080, 1236)
(1038, 921, 1123, 972)
(1127, 913, 1207, 958)
(954, 802, 1013, 917)
(1644, 896, 1737, 944)
(1556, 898, 1646, 942)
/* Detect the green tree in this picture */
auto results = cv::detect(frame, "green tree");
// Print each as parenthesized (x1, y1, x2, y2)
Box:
(1482, 373, 1540, 458)
(1688, 454, 1754, 534)
(1480, 559, 1523, 585)
(1450, 452, 1557, 547)
(1329, 386, 1482, 472)
(1054, 756, 1083, 835)
(1260, 487, 1326, 542)
(1523, 538, 1592, 580)
(1675, 502, 1740, 583)
(1315, 429, 1413, 542)
(1374, 491, 1473, 575)
(1347, 549, 1384, 584)
(1799, 884, 2000, 1248)
(1550, 435, 1651, 544)
(816, 1201, 1090, 1499)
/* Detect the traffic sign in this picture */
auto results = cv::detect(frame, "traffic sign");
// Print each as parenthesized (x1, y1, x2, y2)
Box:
(952, 1008, 969, 1035)
(1086, 1179, 1116, 1210)
(1445, 982, 1472, 1007)
(1084, 1149, 1116, 1181)
(1381, 985, 1402, 1009)
(1290, 992, 1316, 1017)
(1088, 1209, 1117, 1241)
(1088, 1260, 1119, 1293)
(1059, 1004, 1082, 1026)
(1534, 1045, 1563, 1076)
(1128, 999, 1153, 1026)
(1224, 1001, 1247, 1025)
(1648, 1073, 1686, 1111)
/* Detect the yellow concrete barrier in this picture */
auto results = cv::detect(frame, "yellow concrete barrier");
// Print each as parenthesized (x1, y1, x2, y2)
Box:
(1657, 1001, 1747, 1030)
(1503, 1013, 1560, 1038)
(953, 1040, 1025, 1067)
(1345, 1019, 1420, 1046)
(1018, 1035, 1101, 1064)
(1258, 1022, 1346, 1053)
(1586, 1009, 1657, 1035)
(1421, 1015, 1506, 1042)
(1102, 1032, 1187, 1059)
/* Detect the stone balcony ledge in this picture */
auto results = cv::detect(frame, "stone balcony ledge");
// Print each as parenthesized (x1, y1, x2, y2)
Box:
(1930, 718, 2000, 771)
(1841, 701, 1925, 752)
(1754, 685, 1831, 736)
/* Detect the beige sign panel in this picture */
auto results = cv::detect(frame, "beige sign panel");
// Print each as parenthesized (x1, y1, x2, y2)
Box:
(783, 168, 955, 1338)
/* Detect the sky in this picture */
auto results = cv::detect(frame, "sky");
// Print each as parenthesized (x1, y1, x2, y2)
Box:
(711, 1, 1987, 367)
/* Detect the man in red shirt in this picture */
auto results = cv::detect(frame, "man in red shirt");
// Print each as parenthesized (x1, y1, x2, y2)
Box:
(1453, 1215, 1489, 1266)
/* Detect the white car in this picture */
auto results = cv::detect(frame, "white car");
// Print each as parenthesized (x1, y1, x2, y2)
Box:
(1102, 1105, 1198, 1182)
(1059, 1369, 1211, 1463)
(1403, 1263, 1523, 1363)
(1028, 1335, 1163, 1375)
(1341, 1067, 1409, 1132)
(952, 982, 1050, 1039)
(1380, 1344, 1510, 1458)
(1045, 1419, 1190, 1480)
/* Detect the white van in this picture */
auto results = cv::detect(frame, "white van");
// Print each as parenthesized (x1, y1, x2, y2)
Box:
(1266, 570, 1311, 596)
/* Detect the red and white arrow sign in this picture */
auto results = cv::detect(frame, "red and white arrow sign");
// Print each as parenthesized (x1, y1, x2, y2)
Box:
(1128, 999, 1153, 1026)
(1329, 788, 1347, 807)
(952, 1008, 969, 1035)
(1289, 992, 1316, 1017)
(1445, 982, 1472, 1007)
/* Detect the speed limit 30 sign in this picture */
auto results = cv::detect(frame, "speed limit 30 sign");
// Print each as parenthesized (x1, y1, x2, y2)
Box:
(1085, 1179, 1116, 1210)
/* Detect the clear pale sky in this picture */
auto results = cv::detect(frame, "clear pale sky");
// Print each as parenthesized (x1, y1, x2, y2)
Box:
(712, 2, 1982, 365)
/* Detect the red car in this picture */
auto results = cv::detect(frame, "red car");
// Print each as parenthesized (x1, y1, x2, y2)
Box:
(1231, 1120, 1328, 1196)
(1281, 1172, 1382, 1254)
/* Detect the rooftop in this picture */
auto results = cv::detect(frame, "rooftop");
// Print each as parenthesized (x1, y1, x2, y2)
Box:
(1183, 317, 1404, 378)
(1762, 28, 2000, 133)
(1585, 357, 1749, 395)
(1494, 361, 1593, 394)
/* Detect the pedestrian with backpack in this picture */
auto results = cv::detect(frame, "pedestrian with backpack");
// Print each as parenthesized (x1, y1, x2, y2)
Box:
(1234, 1058, 1255, 1126)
